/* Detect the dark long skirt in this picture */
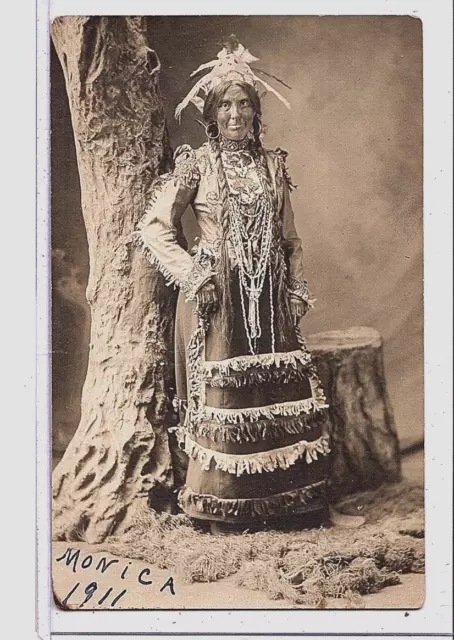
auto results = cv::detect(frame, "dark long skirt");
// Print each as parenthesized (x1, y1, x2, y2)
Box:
(173, 275, 331, 525)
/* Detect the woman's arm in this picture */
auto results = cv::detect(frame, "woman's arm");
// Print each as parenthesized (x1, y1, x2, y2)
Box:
(276, 150, 313, 316)
(133, 145, 214, 302)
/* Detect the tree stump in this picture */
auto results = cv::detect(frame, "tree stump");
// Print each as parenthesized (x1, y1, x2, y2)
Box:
(306, 326, 402, 499)
(51, 17, 176, 544)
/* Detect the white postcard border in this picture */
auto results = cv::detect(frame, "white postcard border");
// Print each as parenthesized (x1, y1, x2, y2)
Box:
(36, 0, 453, 637)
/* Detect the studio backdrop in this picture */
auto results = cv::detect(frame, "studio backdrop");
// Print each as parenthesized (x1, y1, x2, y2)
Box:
(51, 15, 423, 461)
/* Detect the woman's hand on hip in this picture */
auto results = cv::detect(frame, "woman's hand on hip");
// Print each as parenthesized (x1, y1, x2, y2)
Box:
(196, 281, 218, 315)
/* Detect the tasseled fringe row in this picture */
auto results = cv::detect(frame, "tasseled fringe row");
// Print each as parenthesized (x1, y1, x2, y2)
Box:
(174, 430, 331, 476)
(309, 374, 328, 407)
(203, 362, 318, 389)
(186, 314, 209, 418)
(178, 480, 327, 519)
(203, 348, 314, 377)
(172, 396, 188, 414)
(202, 395, 328, 424)
(132, 232, 180, 291)
(181, 409, 329, 444)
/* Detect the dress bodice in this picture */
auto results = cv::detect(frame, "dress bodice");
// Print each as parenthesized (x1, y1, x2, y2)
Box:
(134, 140, 307, 305)
(221, 147, 264, 208)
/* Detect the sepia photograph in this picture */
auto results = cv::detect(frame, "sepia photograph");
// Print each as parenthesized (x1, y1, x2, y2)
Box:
(50, 14, 425, 611)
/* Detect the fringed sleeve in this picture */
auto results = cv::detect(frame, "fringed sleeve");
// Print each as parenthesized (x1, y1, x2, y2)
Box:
(276, 149, 314, 308)
(133, 144, 214, 301)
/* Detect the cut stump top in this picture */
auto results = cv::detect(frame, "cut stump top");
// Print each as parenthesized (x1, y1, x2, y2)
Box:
(306, 326, 382, 352)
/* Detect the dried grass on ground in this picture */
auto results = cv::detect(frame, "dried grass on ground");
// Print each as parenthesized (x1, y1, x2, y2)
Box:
(97, 481, 424, 607)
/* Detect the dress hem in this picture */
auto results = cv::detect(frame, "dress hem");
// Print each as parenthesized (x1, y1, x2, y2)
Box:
(178, 480, 328, 523)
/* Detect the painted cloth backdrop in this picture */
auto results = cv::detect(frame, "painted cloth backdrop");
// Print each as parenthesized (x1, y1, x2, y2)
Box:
(51, 15, 423, 460)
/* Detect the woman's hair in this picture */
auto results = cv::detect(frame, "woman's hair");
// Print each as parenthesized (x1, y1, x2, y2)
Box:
(204, 80, 291, 349)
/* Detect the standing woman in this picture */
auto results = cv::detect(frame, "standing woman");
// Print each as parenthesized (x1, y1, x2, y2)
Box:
(135, 37, 363, 533)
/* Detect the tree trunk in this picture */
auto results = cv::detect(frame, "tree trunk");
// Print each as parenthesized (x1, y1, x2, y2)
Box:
(51, 16, 176, 543)
(306, 326, 402, 499)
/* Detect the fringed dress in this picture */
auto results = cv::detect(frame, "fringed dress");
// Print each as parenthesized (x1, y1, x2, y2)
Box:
(135, 136, 331, 525)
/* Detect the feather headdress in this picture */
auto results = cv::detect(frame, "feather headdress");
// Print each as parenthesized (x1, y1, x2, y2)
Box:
(175, 34, 291, 122)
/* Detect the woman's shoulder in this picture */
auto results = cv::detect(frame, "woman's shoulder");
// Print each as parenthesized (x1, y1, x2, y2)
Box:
(173, 142, 209, 161)
(263, 146, 290, 164)
(263, 146, 297, 190)
(173, 143, 211, 173)
(171, 143, 205, 189)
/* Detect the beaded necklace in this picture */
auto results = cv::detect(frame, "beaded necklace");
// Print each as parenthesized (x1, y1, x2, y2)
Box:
(219, 136, 276, 355)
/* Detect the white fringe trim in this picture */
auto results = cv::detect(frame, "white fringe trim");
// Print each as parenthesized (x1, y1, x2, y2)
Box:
(309, 375, 328, 407)
(175, 430, 330, 476)
(179, 480, 327, 519)
(202, 396, 328, 424)
(181, 409, 329, 444)
(203, 349, 313, 378)
(172, 396, 188, 414)
(132, 232, 180, 290)
(133, 233, 214, 301)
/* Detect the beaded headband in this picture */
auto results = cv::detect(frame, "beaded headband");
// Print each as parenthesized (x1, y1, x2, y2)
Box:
(175, 34, 291, 122)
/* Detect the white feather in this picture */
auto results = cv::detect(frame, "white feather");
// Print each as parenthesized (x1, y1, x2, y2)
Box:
(175, 76, 207, 121)
(253, 74, 291, 110)
(190, 96, 205, 113)
(238, 48, 259, 64)
(189, 60, 218, 78)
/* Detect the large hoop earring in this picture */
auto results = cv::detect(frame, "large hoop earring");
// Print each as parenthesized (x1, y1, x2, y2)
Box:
(205, 122, 220, 140)
(252, 116, 262, 137)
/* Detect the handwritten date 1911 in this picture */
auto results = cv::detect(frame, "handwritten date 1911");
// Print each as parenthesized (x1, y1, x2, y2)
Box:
(56, 547, 176, 608)
(62, 582, 127, 608)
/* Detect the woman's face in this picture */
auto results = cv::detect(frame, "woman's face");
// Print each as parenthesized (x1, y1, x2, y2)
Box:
(216, 85, 255, 141)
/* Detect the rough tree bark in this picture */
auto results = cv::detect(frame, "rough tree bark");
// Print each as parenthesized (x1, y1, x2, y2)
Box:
(306, 326, 402, 499)
(51, 16, 176, 543)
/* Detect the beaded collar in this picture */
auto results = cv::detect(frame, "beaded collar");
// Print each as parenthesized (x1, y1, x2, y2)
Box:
(219, 134, 251, 152)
